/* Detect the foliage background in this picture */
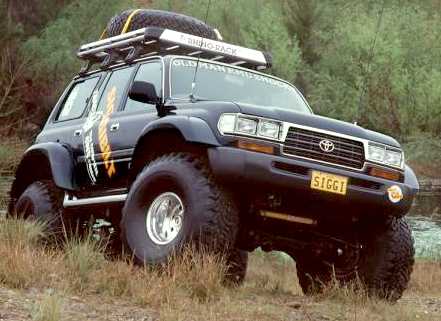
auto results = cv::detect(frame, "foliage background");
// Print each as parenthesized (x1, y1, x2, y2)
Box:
(1, 0, 440, 174)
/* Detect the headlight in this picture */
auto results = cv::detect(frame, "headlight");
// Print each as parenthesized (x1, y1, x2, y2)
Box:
(218, 113, 283, 141)
(384, 150, 403, 168)
(367, 143, 403, 169)
(217, 114, 236, 133)
(367, 144, 386, 162)
(258, 120, 281, 139)
(236, 117, 258, 135)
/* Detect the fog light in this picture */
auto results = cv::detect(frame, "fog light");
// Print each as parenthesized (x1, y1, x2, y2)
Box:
(387, 185, 403, 203)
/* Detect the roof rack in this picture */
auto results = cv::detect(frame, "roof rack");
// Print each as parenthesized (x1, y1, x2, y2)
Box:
(77, 27, 272, 74)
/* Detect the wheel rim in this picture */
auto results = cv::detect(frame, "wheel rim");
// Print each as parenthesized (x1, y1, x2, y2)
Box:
(146, 192, 184, 245)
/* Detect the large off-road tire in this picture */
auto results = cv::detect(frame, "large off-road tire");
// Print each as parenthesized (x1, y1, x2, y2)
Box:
(224, 248, 248, 286)
(294, 218, 414, 302)
(14, 180, 64, 236)
(360, 218, 415, 301)
(106, 9, 218, 39)
(121, 153, 239, 265)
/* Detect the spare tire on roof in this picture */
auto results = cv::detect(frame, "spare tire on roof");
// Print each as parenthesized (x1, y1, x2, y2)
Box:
(106, 9, 219, 40)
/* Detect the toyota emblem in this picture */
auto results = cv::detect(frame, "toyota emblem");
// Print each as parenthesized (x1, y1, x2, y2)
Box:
(319, 139, 335, 153)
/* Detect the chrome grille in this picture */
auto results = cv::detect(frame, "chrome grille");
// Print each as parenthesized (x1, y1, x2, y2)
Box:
(283, 127, 365, 169)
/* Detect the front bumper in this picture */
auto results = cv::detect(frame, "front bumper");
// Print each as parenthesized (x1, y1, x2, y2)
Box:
(208, 147, 419, 217)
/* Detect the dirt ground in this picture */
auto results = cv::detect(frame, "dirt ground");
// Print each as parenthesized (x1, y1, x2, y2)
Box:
(1, 271, 440, 321)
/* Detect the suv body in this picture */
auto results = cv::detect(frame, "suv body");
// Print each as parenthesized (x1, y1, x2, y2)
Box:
(30, 56, 418, 209)
(10, 26, 418, 298)
(29, 54, 418, 218)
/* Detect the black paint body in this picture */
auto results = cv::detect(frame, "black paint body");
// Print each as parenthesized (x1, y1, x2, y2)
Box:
(11, 55, 419, 241)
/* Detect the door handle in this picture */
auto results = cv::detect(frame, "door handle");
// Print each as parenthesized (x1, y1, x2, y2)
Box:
(110, 123, 120, 132)
(74, 129, 82, 137)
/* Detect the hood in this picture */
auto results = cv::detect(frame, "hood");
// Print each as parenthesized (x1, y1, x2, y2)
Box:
(235, 103, 400, 148)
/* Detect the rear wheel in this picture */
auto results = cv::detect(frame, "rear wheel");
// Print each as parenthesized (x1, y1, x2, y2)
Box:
(295, 248, 360, 295)
(293, 218, 414, 302)
(14, 180, 65, 237)
(360, 218, 414, 301)
(121, 153, 240, 268)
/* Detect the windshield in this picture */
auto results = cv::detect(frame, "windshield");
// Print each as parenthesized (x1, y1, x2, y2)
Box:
(170, 58, 312, 114)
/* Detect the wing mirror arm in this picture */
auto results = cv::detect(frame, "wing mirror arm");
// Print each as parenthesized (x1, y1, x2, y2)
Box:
(128, 81, 176, 117)
(157, 102, 176, 117)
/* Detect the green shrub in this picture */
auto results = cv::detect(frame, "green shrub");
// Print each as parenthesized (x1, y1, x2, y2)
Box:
(22, 0, 136, 87)
(0, 0, 439, 150)
(299, 2, 441, 140)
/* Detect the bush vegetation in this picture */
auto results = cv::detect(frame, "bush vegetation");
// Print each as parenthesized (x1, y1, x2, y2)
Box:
(1, 0, 440, 173)
(2, 0, 438, 225)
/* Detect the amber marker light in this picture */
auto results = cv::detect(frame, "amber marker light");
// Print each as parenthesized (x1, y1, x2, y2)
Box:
(236, 140, 275, 155)
(369, 166, 401, 181)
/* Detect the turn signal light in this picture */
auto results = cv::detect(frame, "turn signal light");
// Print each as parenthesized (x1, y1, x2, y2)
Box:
(369, 167, 401, 181)
(236, 140, 275, 155)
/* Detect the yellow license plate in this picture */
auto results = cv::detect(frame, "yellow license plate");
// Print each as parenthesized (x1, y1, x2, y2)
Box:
(310, 171, 348, 195)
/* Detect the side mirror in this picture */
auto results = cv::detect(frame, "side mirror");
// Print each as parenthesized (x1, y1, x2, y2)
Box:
(128, 81, 160, 105)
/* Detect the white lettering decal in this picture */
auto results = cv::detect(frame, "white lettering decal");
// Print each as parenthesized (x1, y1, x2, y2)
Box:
(173, 59, 290, 91)
(82, 90, 100, 184)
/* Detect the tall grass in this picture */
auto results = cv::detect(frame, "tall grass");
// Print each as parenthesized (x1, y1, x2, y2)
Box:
(0, 216, 440, 321)
(63, 234, 107, 292)
(0, 216, 61, 289)
(31, 291, 63, 321)
(0, 215, 45, 246)
(0, 216, 227, 306)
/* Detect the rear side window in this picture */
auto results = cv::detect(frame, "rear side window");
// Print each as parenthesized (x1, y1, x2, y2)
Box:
(96, 67, 135, 112)
(56, 77, 99, 121)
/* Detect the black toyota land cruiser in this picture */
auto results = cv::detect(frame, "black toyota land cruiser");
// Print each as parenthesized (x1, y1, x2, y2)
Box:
(9, 10, 418, 301)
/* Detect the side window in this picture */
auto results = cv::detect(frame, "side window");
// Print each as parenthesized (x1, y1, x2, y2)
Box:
(124, 61, 162, 112)
(97, 67, 135, 113)
(56, 77, 99, 121)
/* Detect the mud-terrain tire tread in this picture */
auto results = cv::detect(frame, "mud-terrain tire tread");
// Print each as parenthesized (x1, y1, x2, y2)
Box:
(14, 180, 64, 235)
(106, 9, 217, 39)
(121, 152, 239, 265)
(360, 218, 415, 302)
(295, 218, 414, 302)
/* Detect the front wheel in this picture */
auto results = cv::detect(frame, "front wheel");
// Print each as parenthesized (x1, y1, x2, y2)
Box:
(121, 153, 240, 266)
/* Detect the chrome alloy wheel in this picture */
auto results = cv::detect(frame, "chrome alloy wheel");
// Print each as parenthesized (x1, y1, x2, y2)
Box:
(146, 192, 184, 245)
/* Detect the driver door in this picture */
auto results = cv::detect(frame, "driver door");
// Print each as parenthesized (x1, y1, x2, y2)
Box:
(104, 59, 163, 189)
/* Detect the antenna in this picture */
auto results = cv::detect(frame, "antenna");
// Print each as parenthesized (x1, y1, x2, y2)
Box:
(356, 0, 385, 124)
(190, 0, 213, 102)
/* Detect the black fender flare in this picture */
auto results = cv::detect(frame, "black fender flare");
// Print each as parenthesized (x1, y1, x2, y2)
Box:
(139, 116, 220, 146)
(133, 116, 220, 156)
(9, 142, 76, 211)
(129, 116, 220, 181)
